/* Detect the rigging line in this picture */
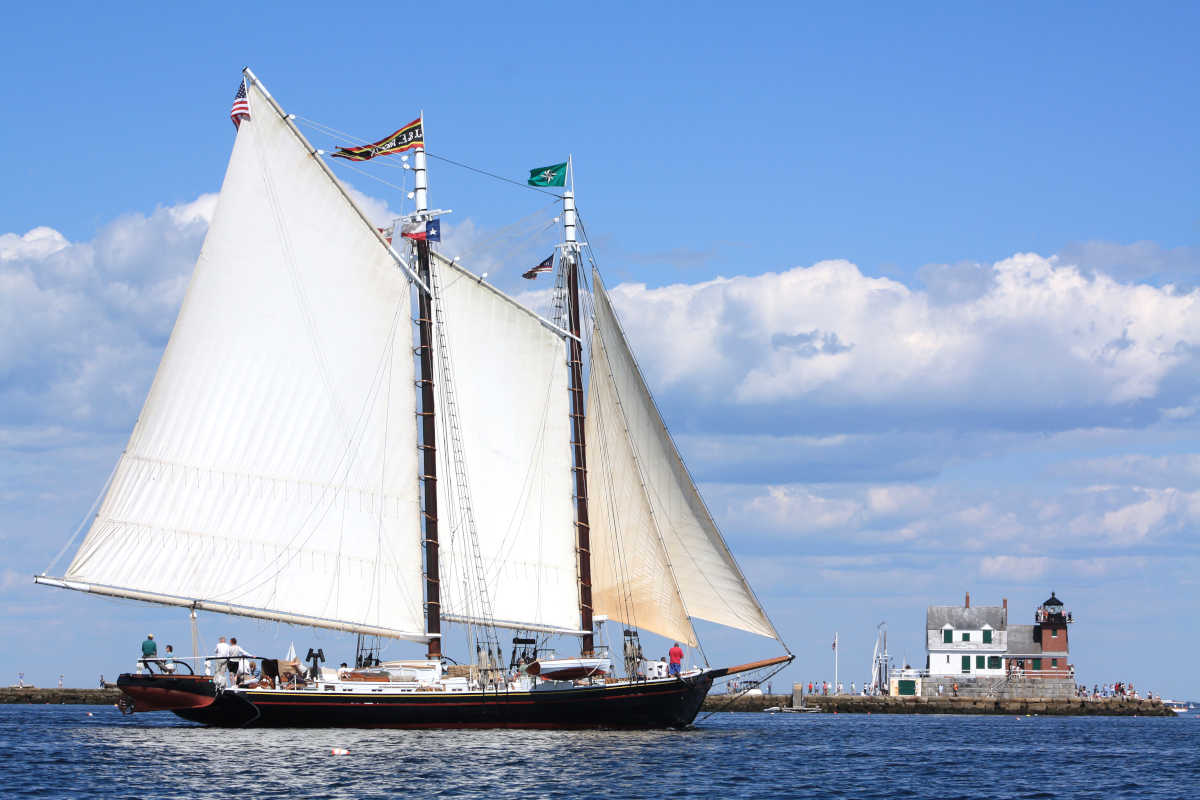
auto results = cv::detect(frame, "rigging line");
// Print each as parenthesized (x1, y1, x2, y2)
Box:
(328, 158, 411, 194)
(441, 201, 559, 264)
(694, 659, 792, 723)
(44, 453, 122, 575)
(295, 114, 560, 199)
(424, 152, 564, 199)
(217, 299, 411, 606)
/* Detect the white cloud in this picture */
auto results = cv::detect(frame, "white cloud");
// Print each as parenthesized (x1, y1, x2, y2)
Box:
(607, 254, 1200, 421)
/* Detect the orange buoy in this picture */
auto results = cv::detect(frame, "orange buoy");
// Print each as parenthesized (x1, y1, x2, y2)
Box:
(331, 748, 350, 755)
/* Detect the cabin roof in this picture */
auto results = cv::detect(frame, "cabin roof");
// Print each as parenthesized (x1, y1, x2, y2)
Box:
(926, 606, 1007, 631)
(1006, 624, 1042, 655)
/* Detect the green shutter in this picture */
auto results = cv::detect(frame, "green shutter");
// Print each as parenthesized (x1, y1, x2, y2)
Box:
(961, 656, 971, 673)
(943, 629, 953, 644)
(976, 655, 985, 669)
(1032, 658, 1042, 671)
(988, 656, 1001, 669)
(962, 632, 970, 642)
(1051, 658, 1058, 668)
(983, 629, 992, 644)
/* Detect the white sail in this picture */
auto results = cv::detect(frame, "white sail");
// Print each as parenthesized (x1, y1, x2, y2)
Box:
(56, 81, 428, 641)
(587, 316, 695, 645)
(587, 275, 780, 643)
(430, 256, 580, 634)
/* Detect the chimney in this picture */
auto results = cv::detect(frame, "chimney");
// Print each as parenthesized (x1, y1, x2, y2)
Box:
(965, 591, 970, 608)
(1003, 597, 1007, 610)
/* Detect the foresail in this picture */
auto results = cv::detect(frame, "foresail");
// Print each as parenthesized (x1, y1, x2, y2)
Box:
(587, 275, 780, 643)
(587, 321, 696, 646)
(430, 255, 579, 634)
(61, 81, 427, 641)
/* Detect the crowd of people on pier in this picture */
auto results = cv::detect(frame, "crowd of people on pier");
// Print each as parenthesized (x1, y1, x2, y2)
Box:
(1076, 681, 1158, 700)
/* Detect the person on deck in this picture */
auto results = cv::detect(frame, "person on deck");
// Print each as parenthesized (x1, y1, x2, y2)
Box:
(163, 645, 176, 674)
(228, 637, 249, 679)
(668, 643, 684, 677)
(213, 636, 231, 684)
(140, 633, 157, 673)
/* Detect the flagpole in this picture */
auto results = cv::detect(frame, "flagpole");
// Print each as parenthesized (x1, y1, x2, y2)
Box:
(834, 632, 839, 694)
(413, 111, 428, 214)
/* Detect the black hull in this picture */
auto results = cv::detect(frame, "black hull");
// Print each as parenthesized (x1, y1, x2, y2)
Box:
(121, 674, 713, 729)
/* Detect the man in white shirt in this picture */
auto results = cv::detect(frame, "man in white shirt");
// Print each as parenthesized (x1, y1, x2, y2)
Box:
(227, 637, 250, 683)
(213, 636, 231, 686)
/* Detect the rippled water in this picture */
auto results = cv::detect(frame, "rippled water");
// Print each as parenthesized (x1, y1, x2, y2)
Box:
(1, 705, 1196, 799)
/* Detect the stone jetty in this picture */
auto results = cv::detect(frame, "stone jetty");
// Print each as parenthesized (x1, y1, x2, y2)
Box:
(0, 688, 121, 705)
(698, 691, 1173, 716)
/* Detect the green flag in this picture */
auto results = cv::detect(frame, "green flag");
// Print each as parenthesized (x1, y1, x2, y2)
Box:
(528, 161, 568, 187)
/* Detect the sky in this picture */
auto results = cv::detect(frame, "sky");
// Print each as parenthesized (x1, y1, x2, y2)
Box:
(2, 2, 1198, 699)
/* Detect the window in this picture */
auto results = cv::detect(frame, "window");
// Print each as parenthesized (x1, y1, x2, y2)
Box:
(976, 655, 985, 669)
(943, 629, 953, 644)
(1051, 658, 1058, 668)
(961, 632, 971, 642)
(1032, 658, 1042, 671)
(1051, 629, 1058, 638)
(961, 656, 971, 673)
(946, 655, 950, 663)
(983, 629, 993, 644)
(988, 656, 1001, 669)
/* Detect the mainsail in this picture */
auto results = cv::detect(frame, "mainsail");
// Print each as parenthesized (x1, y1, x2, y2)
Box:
(587, 275, 780, 646)
(430, 255, 580, 634)
(45, 81, 428, 641)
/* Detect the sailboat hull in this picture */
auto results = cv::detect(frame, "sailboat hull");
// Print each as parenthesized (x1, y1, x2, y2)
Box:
(119, 673, 714, 728)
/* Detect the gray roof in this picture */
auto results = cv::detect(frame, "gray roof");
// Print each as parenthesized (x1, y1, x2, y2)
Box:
(1006, 624, 1041, 655)
(926, 606, 1007, 631)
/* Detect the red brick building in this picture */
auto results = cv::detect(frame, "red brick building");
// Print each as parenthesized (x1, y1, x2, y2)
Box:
(1006, 591, 1074, 678)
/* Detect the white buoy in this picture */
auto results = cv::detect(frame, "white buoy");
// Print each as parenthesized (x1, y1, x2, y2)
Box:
(331, 748, 349, 756)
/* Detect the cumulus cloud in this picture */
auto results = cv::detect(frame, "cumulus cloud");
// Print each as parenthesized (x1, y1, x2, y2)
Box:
(607, 254, 1200, 431)
(1, 197, 215, 432)
(713, 479, 1200, 556)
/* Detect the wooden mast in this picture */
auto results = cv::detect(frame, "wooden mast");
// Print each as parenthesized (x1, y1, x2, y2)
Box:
(563, 161, 594, 655)
(413, 125, 441, 659)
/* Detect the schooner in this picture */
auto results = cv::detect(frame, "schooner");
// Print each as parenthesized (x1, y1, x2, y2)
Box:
(35, 69, 791, 728)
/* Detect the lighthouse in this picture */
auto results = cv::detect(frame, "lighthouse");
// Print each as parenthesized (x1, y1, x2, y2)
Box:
(1033, 591, 1072, 677)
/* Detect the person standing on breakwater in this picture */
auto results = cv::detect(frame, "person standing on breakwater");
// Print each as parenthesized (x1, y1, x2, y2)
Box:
(139, 633, 156, 673)
(668, 643, 683, 677)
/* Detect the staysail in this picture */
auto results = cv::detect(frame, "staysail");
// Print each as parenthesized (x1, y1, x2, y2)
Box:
(429, 255, 580, 634)
(41, 80, 428, 641)
(587, 274, 780, 645)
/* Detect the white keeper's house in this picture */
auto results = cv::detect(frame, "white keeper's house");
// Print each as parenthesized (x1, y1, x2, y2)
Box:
(926, 592, 1008, 677)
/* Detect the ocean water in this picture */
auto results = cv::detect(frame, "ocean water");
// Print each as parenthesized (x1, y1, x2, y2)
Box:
(1, 706, 1196, 799)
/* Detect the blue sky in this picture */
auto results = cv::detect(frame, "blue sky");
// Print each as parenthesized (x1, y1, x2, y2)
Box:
(2, 3, 1198, 698)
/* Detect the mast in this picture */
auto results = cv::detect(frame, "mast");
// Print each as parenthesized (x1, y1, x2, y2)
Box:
(413, 118, 441, 659)
(563, 157, 594, 655)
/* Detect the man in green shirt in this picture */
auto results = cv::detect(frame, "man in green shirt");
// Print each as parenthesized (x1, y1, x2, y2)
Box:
(140, 633, 157, 673)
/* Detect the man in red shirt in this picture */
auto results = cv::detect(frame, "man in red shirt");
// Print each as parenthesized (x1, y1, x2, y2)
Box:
(668, 643, 684, 677)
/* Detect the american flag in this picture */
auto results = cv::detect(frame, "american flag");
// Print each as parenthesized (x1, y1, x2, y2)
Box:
(230, 79, 251, 129)
(522, 254, 554, 280)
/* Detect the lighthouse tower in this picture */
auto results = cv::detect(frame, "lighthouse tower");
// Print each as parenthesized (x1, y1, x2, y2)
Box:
(1034, 591, 1072, 677)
